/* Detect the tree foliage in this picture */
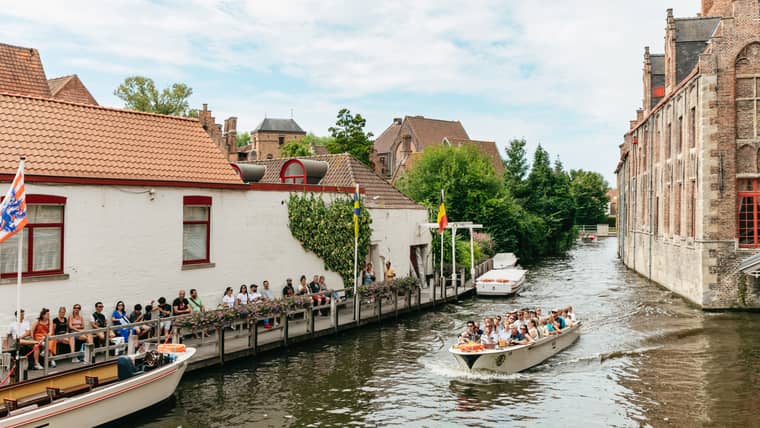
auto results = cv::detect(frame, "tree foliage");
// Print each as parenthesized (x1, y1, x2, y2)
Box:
(281, 140, 312, 157)
(114, 76, 194, 116)
(569, 169, 610, 225)
(398, 141, 601, 264)
(327, 109, 374, 166)
(301, 132, 335, 148)
(236, 132, 250, 148)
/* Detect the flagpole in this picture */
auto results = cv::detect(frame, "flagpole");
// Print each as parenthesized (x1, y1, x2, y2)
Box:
(353, 184, 359, 321)
(440, 190, 444, 296)
(15, 157, 25, 333)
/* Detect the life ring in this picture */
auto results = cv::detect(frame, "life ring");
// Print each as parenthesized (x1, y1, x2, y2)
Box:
(157, 343, 187, 354)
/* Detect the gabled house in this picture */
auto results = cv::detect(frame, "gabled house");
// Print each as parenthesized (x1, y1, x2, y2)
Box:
(47, 74, 98, 105)
(249, 118, 307, 160)
(373, 115, 504, 181)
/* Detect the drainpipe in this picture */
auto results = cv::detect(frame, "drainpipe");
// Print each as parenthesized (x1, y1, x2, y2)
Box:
(649, 124, 654, 280)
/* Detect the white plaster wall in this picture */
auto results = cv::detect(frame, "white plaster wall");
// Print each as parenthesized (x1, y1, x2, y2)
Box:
(0, 184, 423, 323)
(368, 208, 431, 279)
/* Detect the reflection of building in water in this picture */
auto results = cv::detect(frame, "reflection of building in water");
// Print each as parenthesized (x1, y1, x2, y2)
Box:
(617, 0, 760, 308)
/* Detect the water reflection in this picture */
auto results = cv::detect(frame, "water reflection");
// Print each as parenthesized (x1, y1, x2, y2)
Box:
(125, 238, 760, 427)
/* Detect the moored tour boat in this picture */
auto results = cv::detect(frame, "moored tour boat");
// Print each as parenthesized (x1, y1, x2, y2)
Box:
(476, 252, 527, 297)
(449, 322, 581, 373)
(0, 345, 195, 427)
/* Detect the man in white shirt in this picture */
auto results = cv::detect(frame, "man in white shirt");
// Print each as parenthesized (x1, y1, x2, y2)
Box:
(260, 281, 274, 300)
(5, 309, 36, 353)
(249, 284, 262, 302)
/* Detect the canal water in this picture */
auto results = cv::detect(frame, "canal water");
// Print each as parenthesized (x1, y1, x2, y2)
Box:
(131, 238, 760, 427)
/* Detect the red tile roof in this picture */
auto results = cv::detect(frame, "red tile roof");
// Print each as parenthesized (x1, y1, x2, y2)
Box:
(0, 92, 242, 184)
(405, 116, 469, 150)
(47, 75, 98, 105)
(248, 153, 425, 209)
(0, 42, 51, 98)
(373, 119, 402, 154)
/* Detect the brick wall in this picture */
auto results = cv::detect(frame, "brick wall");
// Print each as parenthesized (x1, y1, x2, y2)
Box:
(252, 131, 304, 160)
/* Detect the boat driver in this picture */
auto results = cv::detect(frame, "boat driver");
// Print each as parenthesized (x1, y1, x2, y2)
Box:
(458, 320, 481, 344)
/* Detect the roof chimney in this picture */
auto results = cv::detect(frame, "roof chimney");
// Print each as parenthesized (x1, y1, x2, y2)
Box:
(393, 117, 402, 125)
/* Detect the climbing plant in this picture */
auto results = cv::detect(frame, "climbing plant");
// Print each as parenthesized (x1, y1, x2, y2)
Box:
(288, 192, 372, 284)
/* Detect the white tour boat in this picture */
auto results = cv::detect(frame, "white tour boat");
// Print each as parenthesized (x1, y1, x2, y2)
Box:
(449, 322, 581, 373)
(0, 345, 195, 428)
(475, 268, 527, 297)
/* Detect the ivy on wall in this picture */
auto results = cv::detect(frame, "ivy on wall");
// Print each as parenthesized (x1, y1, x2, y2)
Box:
(288, 192, 373, 284)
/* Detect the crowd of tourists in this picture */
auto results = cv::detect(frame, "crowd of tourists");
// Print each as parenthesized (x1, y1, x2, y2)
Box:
(458, 306, 576, 347)
(3, 269, 356, 370)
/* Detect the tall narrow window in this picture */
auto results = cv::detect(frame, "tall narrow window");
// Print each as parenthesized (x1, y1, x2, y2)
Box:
(278, 136, 285, 145)
(666, 123, 672, 159)
(183, 196, 211, 264)
(677, 116, 683, 153)
(689, 181, 696, 238)
(738, 179, 760, 247)
(0, 195, 65, 278)
(675, 183, 682, 236)
(689, 107, 696, 148)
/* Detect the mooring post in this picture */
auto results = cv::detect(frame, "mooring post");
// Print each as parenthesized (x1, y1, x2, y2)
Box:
(283, 312, 289, 347)
(218, 326, 225, 366)
(253, 319, 258, 355)
(331, 297, 338, 331)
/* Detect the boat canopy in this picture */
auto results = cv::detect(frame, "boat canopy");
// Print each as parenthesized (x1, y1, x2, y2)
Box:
(492, 253, 518, 269)
(476, 267, 526, 283)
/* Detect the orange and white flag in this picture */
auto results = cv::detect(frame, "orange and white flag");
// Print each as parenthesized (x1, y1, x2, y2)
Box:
(0, 160, 28, 244)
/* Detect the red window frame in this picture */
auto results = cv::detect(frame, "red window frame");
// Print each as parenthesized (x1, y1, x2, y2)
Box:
(280, 159, 306, 184)
(738, 179, 760, 247)
(183, 196, 211, 265)
(0, 195, 66, 279)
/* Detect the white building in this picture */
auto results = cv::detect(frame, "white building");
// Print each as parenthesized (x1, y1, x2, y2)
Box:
(0, 90, 431, 323)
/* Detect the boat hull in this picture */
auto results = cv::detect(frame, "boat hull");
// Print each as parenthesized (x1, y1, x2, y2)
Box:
(4, 348, 196, 428)
(450, 322, 581, 373)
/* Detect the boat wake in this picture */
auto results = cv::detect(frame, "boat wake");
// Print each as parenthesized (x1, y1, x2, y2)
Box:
(423, 360, 526, 382)
(540, 345, 663, 370)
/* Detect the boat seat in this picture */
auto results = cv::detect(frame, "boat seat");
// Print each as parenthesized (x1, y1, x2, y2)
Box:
(86, 375, 119, 388)
(4, 393, 51, 411)
(58, 383, 92, 398)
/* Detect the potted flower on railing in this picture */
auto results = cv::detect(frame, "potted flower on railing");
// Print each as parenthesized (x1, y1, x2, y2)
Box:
(357, 277, 420, 302)
(176, 295, 313, 330)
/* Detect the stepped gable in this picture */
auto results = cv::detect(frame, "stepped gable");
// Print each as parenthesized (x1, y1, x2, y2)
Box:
(0, 92, 242, 184)
(248, 153, 424, 209)
(0, 42, 51, 98)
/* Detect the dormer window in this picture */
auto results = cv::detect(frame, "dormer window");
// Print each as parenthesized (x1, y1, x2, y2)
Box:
(280, 159, 329, 184)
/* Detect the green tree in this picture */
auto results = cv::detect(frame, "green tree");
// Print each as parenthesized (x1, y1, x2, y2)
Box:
(114, 76, 193, 116)
(503, 138, 529, 196)
(397, 144, 501, 223)
(302, 132, 335, 148)
(327, 109, 374, 166)
(281, 140, 312, 157)
(236, 132, 250, 148)
(570, 169, 610, 225)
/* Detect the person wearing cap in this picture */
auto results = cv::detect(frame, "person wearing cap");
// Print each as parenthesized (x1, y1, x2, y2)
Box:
(249, 284, 262, 302)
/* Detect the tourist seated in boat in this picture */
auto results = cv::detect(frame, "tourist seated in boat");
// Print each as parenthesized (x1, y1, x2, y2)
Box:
(480, 323, 499, 347)
(516, 325, 535, 345)
(91, 302, 116, 347)
(128, 304, 151, 339)
(112, 301, 135, 342)
(52, 306, 77, 362)
(542, 317, 560, 336)
(458, 321, 481, 344)
(551, 310, 567, 330)
(5, 309, 38, 364)
(68, 303, 93, 350)
(156, 297, 173, 336)
(527, 319, 541, 340)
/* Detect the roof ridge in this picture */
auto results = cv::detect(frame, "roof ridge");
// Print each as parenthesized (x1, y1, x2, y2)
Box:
(405, 115, 461, 123)
(47, 74, 75, 82)
(0, 41, 39, 51)
(675, 16, 721, 22)
(0, 91, 199, 123)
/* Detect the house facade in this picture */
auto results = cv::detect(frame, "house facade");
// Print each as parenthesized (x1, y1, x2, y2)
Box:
(617, 0, 760, 308)
(373, 115, 504, 181)
(249, 154, 433, 281)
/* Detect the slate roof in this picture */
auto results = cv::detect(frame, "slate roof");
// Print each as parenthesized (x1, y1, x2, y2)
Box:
(651, 54, 665, 74)
(675, 17, 720, 84)
(252, 118, 305, 134)
(248, 153, 425, 209)
(0, 92, 242, 184)
(47, 74, 98, 105)
(0, 42, 51, 98)
(447, 138, 505, 174)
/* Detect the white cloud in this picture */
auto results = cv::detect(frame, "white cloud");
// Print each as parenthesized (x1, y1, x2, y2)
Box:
(0, 0, 702, 181)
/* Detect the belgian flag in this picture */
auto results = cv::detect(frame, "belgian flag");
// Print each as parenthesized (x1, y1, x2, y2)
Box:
(437, 190, 448, 234)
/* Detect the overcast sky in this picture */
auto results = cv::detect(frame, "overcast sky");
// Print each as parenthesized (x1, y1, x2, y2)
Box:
(1, 0, 700, 183)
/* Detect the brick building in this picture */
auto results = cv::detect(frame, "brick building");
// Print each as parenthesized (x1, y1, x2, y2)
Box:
(373, 115, 504, 181)
(616, 0, 760, 308)
(197, 103, 239, 162)
(249, 118, 307, 160)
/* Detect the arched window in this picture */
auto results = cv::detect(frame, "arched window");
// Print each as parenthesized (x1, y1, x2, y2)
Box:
(735, 43, 760, 140)
(280, 159, 329, 184)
